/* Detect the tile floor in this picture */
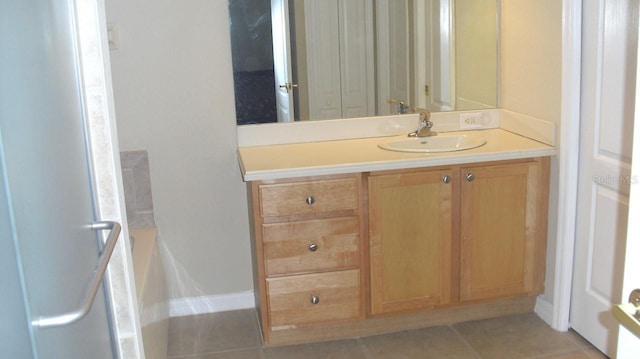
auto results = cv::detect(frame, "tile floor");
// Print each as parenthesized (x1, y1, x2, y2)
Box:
(168, 310, 608, 359)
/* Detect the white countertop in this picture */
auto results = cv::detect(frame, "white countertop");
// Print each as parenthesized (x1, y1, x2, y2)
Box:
(238, 129, 556, 181)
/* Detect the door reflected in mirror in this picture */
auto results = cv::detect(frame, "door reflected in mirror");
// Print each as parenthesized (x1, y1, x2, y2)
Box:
(229, 0, 498, 125)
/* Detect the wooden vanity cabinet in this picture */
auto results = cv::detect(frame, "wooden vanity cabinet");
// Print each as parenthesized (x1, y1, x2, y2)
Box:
(248, 174, 366, 344)
(367, 157, 549, 315)
(459, 158, 549, 302)
(247, 158, 549, 345)
(368, 167, 455, 315)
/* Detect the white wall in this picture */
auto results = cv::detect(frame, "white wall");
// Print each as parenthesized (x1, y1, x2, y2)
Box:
(501, 0, 563, 303)
(106, 1, 254, 300)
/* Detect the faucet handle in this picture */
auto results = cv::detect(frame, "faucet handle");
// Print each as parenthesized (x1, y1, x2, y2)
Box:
(412, 108, 431, 123)
(388, 98, 410, 114)
(408, 108, 436, 137)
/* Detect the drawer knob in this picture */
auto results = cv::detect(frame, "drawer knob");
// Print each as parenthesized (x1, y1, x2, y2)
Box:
(310, 295, 320, 305)
(306, 196, 315, 205)
(308, 243, 318, 252)
(442, 175, 452, 184)
(465, 173, 475, 182)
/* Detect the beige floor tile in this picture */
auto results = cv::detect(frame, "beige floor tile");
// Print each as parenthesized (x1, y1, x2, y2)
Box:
(584, 347, 609, 358)
(174, 348, 264, 359)
(453, 312, 582, 358)
(167, 309, 262, 357)
(537, 349, 598, 359)
(262, 339, 367, 359)
(361, 326, 479, 359)
(535, 347, 609, 359)
(167, 310, 609, 359)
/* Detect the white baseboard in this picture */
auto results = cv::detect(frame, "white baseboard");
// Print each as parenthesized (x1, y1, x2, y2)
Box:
(534, 295, 554, 327)
(169, 291, 255, 317)
(170, 291, 559, 332)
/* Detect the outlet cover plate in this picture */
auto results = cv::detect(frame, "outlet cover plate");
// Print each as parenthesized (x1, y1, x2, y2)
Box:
(459, 112, 484, 129)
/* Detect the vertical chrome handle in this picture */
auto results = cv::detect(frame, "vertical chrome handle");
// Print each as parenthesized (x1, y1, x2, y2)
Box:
(306, 196, 315, 205)
(32, 221, 122, 329)
(465, 173, 475, 182)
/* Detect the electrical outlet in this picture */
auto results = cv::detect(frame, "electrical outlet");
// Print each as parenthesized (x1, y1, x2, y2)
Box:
(459, 112, 483, 129)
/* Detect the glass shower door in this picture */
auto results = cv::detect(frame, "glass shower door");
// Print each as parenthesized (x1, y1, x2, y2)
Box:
(0, 0, 119, 357)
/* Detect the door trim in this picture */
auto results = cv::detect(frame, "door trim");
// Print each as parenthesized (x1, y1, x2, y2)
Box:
(74, 0, 144, 356)
(551, 0, 582, 332)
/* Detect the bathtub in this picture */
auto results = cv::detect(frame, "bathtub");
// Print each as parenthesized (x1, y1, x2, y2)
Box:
(130, 227, 169, 359)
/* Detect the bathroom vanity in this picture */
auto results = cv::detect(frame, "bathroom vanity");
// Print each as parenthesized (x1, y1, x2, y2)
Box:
(238, 114, 555, 345)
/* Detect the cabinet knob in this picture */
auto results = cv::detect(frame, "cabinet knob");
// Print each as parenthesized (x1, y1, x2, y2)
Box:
(306, 196, 315, 205)
(310, 295, 320, 305)
(442, 175, 452, 184)
(308, 243, 318, 252)
(465, 173, 475, 182)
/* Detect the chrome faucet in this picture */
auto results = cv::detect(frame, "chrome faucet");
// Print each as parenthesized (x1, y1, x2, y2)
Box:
(408, 108, 436, 137)
(388, 98, 410, 114)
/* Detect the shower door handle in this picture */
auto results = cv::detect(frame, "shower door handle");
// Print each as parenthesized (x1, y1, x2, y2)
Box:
(32, 221, 122, 329)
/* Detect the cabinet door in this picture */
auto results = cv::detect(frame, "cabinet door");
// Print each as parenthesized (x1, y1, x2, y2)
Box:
(369, 169, 453, 315)
(460, 160, 548, 302)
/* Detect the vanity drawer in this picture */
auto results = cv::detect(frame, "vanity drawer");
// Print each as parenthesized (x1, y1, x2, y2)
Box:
(259, 178, 358, 218)
(267, 269, 361, 327)
(263, 216, 360, 276)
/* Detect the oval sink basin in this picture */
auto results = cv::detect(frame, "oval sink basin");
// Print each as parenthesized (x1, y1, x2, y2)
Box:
(378, 135, 487, 153)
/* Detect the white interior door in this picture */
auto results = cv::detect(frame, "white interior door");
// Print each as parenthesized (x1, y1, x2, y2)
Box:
(376, 0, 410, 115)
(412, 0, 453, 112)
(615, 4, 640, 356)
(337, 0, 374, 119)
(615, 71, 640, 358)
(435, 0, 454, 111)
(304, 0, 342, 120)
(0, 0, 120, 357)
(304, 0, 373, 120)
(571, 0, 638, 355)
(413, 0, 431, 110)
(271, 0, 295, 122)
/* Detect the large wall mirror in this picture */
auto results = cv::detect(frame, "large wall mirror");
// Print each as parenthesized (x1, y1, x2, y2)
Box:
(229, 0, 498, 125)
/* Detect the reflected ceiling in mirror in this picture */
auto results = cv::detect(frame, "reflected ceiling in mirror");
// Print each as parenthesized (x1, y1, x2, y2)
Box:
(229, 0, 498, 125)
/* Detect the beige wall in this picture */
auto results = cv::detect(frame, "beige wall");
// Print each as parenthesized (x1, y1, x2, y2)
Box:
(501, 1, 563, 120)
(501, 0, 563, 302)
(455, 0, 498, 108)
(106, 1, 254, 299)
